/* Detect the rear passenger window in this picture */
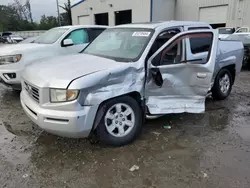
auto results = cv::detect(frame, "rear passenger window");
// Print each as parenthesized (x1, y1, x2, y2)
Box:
(190, 35, 212, 54)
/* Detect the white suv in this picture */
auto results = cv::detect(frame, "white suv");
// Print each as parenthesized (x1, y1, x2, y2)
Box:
(0, 25, 108, 90)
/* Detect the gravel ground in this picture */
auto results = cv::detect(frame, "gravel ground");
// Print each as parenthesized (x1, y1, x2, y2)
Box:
(0, 72, 250, 188)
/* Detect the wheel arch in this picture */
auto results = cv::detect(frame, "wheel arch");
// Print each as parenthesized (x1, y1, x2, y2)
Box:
(91, 91, 144, 131)
(212, 65, 234, 100)
(216, 64, 236, 84)
(223, 64, 236, 84)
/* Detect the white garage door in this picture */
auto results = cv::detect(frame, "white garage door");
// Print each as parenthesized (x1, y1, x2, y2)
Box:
(199, 5, 228, 24)
(78, 15, 90, 25)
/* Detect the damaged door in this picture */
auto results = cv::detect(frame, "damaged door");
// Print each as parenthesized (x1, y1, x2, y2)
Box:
(145, 30, 219, 114)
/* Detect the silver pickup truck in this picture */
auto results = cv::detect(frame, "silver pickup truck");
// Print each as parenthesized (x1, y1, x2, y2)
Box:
(20, 21, 244, 146)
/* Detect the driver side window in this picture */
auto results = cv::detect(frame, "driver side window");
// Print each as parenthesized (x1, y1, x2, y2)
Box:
(152, 32, 213, 66)
(148, 29, 180, 58)
(160, 41, 182, 66)
(65, 29, 89, 45)
(152, 37, 183, 66)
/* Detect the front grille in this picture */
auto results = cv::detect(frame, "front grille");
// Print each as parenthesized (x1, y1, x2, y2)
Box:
(24, 82, 40, 103)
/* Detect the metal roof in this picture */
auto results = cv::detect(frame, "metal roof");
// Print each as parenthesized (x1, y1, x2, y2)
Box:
(114, 21, 210, 29)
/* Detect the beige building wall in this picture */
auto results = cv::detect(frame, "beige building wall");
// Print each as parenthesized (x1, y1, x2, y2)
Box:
(175, 0, 250, 27)
(71, 0, 151, 26)
(152, 0, 176, 22)
(72, 0, 250, 28)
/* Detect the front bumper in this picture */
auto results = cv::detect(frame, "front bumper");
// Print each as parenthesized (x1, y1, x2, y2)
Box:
(0, 68, 22, 89)
(0, 77, 21, 90)
(20, 90, 99, 138)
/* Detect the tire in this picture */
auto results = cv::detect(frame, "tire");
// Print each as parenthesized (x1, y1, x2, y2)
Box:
(212, 69, 233, 100)
(96, 96, 143, 146)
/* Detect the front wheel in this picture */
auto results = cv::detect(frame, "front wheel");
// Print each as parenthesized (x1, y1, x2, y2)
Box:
(96, 96, 143, 146)
(212, 69, 233, 100)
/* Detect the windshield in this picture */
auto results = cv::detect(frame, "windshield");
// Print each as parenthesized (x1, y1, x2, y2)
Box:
(226, 34, 250, 45)
(20, 36, 38, 44)
(218, 28, 235, 34)
(34, 28, 68, 44)
(83, 28, 154, 62)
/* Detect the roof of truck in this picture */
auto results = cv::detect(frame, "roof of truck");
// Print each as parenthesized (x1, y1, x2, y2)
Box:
(114, 21, 210, 29)
(232, 32, 250, 35)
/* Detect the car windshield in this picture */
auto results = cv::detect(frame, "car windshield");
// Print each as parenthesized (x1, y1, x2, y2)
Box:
(218, 28, 235, 34)
(20, 36, 38, 44)
(226, 34, 250, 45)
(34, 28, 68, 44)
(83, 28, 154, 62)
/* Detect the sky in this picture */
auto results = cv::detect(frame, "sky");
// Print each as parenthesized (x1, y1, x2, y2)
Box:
(0, 0, 72, 22)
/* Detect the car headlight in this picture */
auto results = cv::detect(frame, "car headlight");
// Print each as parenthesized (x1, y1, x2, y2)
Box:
(0, 54, 22, 64)
(50, 89, 79, 103)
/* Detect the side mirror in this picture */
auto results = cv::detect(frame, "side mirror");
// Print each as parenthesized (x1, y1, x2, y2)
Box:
(62, 39, 73, 47)
(150, 68, 163, 87)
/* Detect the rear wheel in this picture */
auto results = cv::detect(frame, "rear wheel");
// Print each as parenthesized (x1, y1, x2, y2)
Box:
(212, 69, 233, 100)
(96, 96, 143, 146)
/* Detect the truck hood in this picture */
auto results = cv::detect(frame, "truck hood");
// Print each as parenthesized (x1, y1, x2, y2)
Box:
(0, 43, 48, 55)
(22, 53, 120, 88)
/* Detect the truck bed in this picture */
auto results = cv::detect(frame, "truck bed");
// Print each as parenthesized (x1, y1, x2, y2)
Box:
(216, 39, 244, 74)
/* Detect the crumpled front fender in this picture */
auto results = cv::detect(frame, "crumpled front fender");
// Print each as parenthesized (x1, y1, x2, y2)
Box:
(68, 63, 145, 106)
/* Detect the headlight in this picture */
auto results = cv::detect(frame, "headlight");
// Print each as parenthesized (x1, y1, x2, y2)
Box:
(50, 89, 79, 103)
(0, 54, 22, 64)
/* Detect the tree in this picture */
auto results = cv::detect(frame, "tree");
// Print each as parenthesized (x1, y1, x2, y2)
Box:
(25, 0, 33, 23)
(60, 12, 69, 26)
(39, 15, 58, 30)
(0, 1, 59, 32)
(0, 4, 37, 31)
(12, 0, 33, 22)
(59, 0, 72, 25)
(0, 5, 20, 31)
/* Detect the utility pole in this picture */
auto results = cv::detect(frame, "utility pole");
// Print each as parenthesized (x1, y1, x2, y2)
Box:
(56, 0, 61, 26)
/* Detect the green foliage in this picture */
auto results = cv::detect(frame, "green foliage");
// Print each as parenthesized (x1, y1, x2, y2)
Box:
(59, 0, 72, 25)
(39, 15, 59, 30)
(0, 5, 18, 31)
(0, 1, 72, 32)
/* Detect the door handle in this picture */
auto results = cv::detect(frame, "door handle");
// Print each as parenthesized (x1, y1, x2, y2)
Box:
(197, 73, 207, 78)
